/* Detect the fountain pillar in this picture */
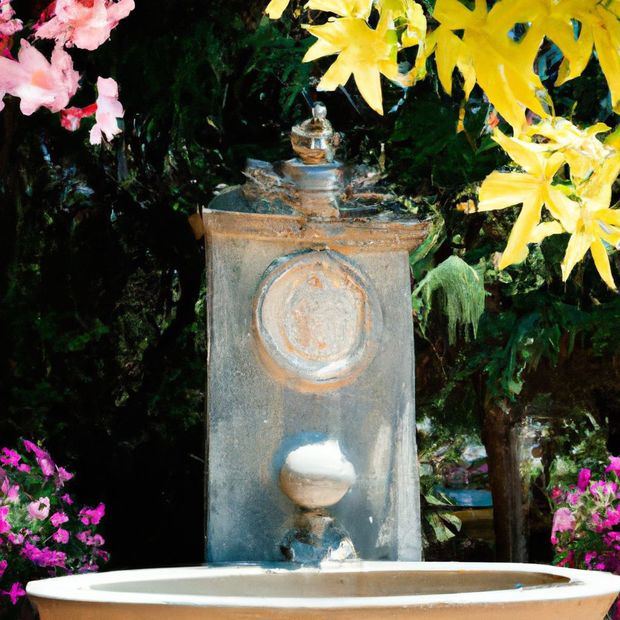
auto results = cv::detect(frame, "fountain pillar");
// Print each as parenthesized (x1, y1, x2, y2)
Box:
(203, 105, 429, 563)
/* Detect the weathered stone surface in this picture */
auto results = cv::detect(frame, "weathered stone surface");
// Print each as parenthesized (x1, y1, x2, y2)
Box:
(203, 203, 425, 562)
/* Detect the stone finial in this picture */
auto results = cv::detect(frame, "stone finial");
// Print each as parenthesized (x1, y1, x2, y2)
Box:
(290, 102, 340, 165)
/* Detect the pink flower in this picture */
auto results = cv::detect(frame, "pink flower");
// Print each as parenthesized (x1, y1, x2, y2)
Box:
(0, 448, 21, 468)
(577, 468, 591, 492)
(79, 502, 105, 526)
(53, 528, 70, 544)
(27, 497, 50, 521)
(56, 466, 74, 486)
(1, 478, 19, 502)
(0, 0, 22, 36)
(77, 529, 104, 546)
(50, 511, 69, 527)
(0, 41, 80, 115)
(606, 456, 620, 476)
(566, 490, 582, 506)
(0, 560, 6, 578)
(8, 532, 24, 545)
(35, 0, 134, 51)
(4, 582, 25, 605)
(23, 440, 57, 477)
(590, 480, 618, 499)
(22, 542, 66, 568)
(0, 506, 11, 534)
(551, 507, 576, 544)
(61, 493, 74, 505)
(89, 76, 123, 144)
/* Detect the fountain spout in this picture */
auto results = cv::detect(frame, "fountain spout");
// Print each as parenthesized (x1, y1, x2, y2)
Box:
(278, 440, 357, 563)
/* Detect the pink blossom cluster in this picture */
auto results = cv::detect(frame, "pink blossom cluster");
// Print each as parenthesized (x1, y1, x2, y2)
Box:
(550, 456, 620, 618)
(0, 440, 109, 610)
(0, 0, 132, 143)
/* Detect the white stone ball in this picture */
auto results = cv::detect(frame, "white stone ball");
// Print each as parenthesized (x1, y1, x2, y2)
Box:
(279, 440, 356, 510)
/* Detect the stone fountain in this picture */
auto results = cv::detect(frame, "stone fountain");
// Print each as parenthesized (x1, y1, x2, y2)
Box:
(27, 105, 620, 619)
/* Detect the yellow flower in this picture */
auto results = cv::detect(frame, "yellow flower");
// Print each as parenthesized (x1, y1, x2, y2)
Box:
(303, 14, 402, 114)
(525, 118, 612, 182)
(266, 0, 373, 20)
(429, 0, 550, 132)
(556, 0, 620, 112)
(559, 203, 620, 290)
(478, 119, 620, 289)
(478, 129, 577, 269)
(306, 0, 374, 18)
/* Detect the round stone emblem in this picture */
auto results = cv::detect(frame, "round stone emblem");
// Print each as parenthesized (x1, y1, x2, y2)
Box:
(253, 250, 382, 390)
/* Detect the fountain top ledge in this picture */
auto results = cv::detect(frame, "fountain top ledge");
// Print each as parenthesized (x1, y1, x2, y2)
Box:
(27, 561, 620, 610)
(204, 102, 430, 252)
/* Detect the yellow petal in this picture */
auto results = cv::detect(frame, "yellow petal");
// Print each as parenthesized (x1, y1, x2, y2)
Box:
(499, 199, 543, 269)
(316, 52, 353, 90)
(530, 220, 565, 244)
(561, 231, 591, 281)
(492, 130, 551, 174)
(353, 64, 383, 114)
(545, 187, 580, 232)
(303, 36, 342, 62)
(590, 237, 617, 290)
(548, 18, 594, 86)
(433, 0, 483, 29)
(432, 26, 461, 96)
(597, 209, 620, 228)
(593, 6, 620, 111)
(307, 0, 373, 18)
(265, 0, 290, 19)
(478, 171, 539, 211)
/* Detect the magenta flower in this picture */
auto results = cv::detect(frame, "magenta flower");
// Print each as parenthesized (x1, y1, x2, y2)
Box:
(606, 456, 620, 476)
(27, 497, 50, 521)
(4, 582, 25, 605)
(577, 468, 591, 492)
(52, 528, 70, 544)
(22, 543, 67, 568)
(0, 506, 11, 534)
(590, 480, 618, 499)
(50, 511, 69, 527)
(56, 467, 74, 484)
(0, 448, 21, 468)
(23, 440, 56, 477)
(0, 560, 6, 579)
(76, 529, 104, 546)
(61, 493, 74, 505)
(8, 532, 24, 545)
(79, 503, 105, 526)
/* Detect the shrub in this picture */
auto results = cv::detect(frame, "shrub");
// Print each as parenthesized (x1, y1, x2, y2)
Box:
(0, 440, 109, 614)
(550, 456, 620, 619)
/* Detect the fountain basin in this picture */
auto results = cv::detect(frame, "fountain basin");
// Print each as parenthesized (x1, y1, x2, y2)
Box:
(27, 561, 620, 619)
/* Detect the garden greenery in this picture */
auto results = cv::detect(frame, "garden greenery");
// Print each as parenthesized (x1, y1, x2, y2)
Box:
(267, 0, 620, 288)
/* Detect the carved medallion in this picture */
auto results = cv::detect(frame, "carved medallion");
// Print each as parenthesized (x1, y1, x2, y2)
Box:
(253, 250, 382, 390)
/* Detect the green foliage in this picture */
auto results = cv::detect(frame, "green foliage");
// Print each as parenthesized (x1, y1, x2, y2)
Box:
(412, 256, 486, 345)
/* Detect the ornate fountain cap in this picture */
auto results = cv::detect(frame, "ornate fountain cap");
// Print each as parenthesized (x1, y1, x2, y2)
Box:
(290, 102, 340, 165)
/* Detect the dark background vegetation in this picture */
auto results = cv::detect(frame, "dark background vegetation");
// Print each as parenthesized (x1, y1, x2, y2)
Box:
(1, 0, 619, 571)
